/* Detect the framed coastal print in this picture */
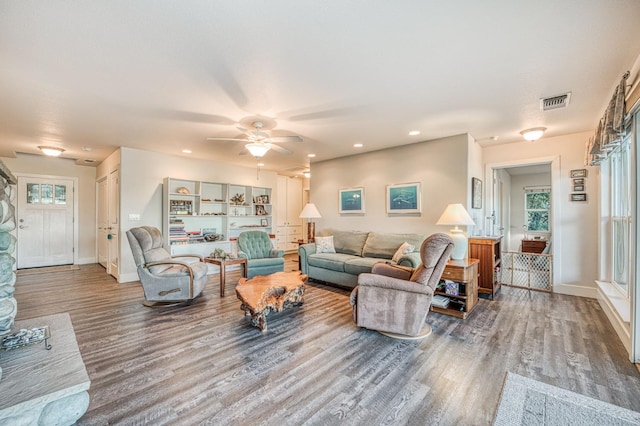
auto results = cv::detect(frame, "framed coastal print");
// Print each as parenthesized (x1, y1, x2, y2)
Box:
(570, 193, 587, 202)
(570, 169, 588, 178)
(339, 187, 365, 214)
(472, 177, 482, 209)
(386, 182, 421, 214)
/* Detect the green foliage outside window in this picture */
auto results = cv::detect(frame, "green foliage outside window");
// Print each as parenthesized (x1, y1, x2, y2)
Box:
(525, 192, 550, 231)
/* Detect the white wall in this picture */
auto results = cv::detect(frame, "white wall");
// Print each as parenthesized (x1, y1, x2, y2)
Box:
(467, 133, 485, 233)
(310, 134, 471, 236)
(118, 147, 278, 282)
(1, 153, 97, 265)
(483, 131, 598, 296)
(509, 172, 552, 250)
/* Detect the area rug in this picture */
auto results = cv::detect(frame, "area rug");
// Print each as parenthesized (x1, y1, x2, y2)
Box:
(493, 372, 640, 425)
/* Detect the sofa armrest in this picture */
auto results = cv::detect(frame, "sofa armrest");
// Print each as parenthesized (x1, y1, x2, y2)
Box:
(397, 252, 422, 268)
(270, 249, 285, 258)
(371, 263, 413, 280)
(298, 243, 316, 274)
(357, 273, 434, 296)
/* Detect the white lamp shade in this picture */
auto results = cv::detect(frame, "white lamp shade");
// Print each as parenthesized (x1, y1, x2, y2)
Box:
(245, 142, 271, 158)
(299, 203, 322, 219)
(436, 203, 475, 226)
(436, 203, 474, 260)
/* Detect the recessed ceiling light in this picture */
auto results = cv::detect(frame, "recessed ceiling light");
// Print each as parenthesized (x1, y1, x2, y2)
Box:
(353, 143, 363, 148)
(38, 146, 65, 157)
(304, 172, 311, 178)
(307, 154, 316, 158)
(257, 162, 265, 167)
(409, 130, 420, 136)
(82, 146, 92, 152)
(182, 149, 192, 154)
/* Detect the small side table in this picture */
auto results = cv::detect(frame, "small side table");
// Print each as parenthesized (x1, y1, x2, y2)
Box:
(295, 239, 307, 270)
(204, 257, 248, 297)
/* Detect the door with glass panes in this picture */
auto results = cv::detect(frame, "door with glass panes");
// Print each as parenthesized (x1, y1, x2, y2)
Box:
(17, 176, 74, 268)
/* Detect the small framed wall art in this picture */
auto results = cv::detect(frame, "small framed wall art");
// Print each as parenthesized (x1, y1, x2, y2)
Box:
(339, 187, 365, 214)
(570, 193, 587, 202)
(570, 169, 588, 178)
(573, 184, 585, 192)
(573, 178, 584, 185)
(386, 182, 421, 214)
(472, 177, 482, 209)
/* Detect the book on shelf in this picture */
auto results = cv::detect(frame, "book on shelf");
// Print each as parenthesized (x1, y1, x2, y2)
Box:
(432, 295, 450, 308)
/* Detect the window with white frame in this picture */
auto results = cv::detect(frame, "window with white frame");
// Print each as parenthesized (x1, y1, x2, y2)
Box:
(610, 135, 631, 295)
(524, 187, 551, 232)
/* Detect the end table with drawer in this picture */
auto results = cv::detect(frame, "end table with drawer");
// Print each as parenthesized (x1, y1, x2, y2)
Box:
(431, 258, 479, 319)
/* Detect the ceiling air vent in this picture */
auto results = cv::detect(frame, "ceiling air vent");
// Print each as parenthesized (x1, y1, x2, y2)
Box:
(540, 92, 571, 111)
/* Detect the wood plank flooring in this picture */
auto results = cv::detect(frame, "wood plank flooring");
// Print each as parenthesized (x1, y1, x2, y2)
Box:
(10, 256, 640, 425)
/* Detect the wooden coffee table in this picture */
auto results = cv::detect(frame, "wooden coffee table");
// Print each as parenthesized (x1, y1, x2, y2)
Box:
(204, 257, 248, 297)
(235, 271, 307, 332)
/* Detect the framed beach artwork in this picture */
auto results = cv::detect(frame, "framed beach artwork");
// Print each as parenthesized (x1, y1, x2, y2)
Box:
(339, 187, 365, 214)
(386, 182, 421, 214)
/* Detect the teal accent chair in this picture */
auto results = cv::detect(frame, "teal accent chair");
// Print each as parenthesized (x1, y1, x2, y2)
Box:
(237, 231, 285, 279)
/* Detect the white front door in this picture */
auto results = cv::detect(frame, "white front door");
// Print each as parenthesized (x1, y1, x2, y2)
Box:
(17, 176, 74, 268)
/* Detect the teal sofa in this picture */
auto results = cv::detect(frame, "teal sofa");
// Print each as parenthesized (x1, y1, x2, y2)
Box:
(298, 229, 425, 289)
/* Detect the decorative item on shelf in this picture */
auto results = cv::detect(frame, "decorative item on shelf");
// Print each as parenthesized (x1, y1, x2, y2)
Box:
(260, 219, 268, 227)
(203, 232, 224, 242)
(1, 326, 51, 350)
(210, 248, 229, 259)
(230, 193, 245, 205)
(176, 187, 190, 195)
(255, 205, 267, 215)
(436, 203, 475, 260)
(299, 203, 322, 242)
(202, 198, 212, 202)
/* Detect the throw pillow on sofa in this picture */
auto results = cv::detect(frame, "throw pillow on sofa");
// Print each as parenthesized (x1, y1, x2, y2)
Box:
(315, 236, 336, 253)
(391, 242, 415, 263)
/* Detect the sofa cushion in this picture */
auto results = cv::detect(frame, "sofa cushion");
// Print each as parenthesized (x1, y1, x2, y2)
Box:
(362, 232, 425, 259)
(344, 257, 386, 275)
(308, 253, 359, 272)
(330, 230, 369, 256)
(315, 236, 336, 253)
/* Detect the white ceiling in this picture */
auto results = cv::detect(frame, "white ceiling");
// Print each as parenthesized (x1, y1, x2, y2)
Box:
(2, 1, 640, 175)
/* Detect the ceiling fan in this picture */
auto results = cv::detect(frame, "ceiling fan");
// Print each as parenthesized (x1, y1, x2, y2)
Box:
(206, 121, 303, 159)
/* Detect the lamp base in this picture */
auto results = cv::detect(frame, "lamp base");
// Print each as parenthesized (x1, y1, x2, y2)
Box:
(449, 228, 468, 260)
(306, 221, 315, 243)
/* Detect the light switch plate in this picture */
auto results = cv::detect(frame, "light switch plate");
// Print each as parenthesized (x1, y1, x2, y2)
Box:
(128, 213, 141, 221)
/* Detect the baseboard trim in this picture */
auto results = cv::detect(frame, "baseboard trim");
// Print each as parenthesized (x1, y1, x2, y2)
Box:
(78, 256, 96, 265)
(118, 272, 140, 283)
(552, 283, 598, 299)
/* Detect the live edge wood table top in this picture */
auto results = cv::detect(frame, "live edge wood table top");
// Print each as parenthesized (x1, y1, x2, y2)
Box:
(235, 271, 307, 332)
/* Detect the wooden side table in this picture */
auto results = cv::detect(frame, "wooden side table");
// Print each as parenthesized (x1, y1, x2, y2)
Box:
(430, 258, 479, 319)
(204, 257, 248, 297)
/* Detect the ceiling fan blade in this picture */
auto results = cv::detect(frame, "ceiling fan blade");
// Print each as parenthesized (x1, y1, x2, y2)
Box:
(206, 137, 248, 142)
(236, 125, 249, 133)
(269, 144, 292, 155)
(238, 148, 248, 156)
(267, 135, 303, 143)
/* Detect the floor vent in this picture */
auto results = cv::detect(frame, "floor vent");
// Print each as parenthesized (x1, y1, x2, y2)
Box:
(540, 92, 571, 111)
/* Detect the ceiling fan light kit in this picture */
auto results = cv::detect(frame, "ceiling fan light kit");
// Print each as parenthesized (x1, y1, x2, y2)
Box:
(245, 142, 271, 159)
(38, 146, 65, 156)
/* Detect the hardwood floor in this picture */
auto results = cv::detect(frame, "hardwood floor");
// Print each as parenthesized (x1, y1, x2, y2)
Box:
(12, 256, 640, 425)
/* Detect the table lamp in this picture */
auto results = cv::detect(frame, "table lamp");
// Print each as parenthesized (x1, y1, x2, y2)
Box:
(299, 203, 322, 242)
(436, 203, 475, 260)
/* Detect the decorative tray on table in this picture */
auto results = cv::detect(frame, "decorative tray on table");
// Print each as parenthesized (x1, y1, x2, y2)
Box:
(1, 326, 52, 350)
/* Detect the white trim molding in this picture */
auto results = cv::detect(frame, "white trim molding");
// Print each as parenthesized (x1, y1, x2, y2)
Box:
(596, 280, 631, 355)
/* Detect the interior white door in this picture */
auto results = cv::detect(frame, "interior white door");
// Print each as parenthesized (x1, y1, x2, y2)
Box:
(97, 177, 109, 268)
(108, 169, 120, 278)
(17, 177, 74, 269)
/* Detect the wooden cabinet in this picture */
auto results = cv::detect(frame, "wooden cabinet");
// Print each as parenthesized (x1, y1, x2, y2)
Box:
(521, 239, 547, 254)
(276, 176, 303, 252)
(468, 236, 502, 299)
(431, 258, 479, 319)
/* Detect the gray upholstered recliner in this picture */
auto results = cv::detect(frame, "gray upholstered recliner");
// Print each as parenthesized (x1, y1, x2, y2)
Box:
(350, 233, 454, 338)
(237, 230, 285, 279)
(126, 226, 208, 307)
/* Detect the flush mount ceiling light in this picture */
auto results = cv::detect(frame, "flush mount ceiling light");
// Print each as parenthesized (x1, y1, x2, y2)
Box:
(520, 127, 547, 141)
(245, 142, 271, 159)
(182, 149, 192, 154)
(307, 153, 316, 158)
(353, 143, 363, 148)
(38, 146, 65, 157)
(409, 130, 421, 136)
